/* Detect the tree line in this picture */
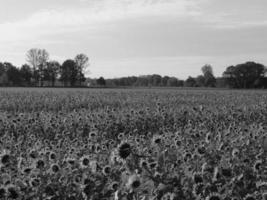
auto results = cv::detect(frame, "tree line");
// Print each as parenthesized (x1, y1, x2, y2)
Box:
(89, 62, 267, 89)
(0, 49, 267, 88)
(0, 48, 89, 87)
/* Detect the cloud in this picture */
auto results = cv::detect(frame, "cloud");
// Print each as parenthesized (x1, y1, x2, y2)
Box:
(190, 0, 267, 29)
(0, 0, 202, 44)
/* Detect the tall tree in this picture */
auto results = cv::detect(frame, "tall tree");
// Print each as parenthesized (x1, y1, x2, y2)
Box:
(167, 77, 178, 87)
(196, 75, 205, 87)
(223, 61, 266, 88)
(20, 64, 33, 85)
(5, 62, 21, 85)
(96, 77, 106, 86)
(44, 61, 60, 86)
(60, 59, 78, 87)
(185, 76, 197, 87)
(26, 48, 49, 86)
(201, 64, 216, 87)
(74, 54, 89, 86)
(0, 62, 8, 86)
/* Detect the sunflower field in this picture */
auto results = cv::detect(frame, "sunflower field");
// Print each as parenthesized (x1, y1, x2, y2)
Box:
(0, 87, 266, 200)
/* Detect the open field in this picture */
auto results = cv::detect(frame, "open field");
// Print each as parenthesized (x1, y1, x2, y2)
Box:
(0, 88, 266, 199)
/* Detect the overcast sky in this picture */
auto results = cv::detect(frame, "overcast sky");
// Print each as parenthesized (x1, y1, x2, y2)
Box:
(0, 0, 267, 79)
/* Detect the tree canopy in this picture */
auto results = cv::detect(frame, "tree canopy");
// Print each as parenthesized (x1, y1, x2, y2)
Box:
(223, 61, 266, 88)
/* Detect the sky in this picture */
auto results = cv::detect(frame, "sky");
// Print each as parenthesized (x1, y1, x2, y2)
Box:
(0, 0, 267, 79)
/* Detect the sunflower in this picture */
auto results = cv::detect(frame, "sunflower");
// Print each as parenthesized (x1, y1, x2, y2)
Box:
(193, 183, 204, 197)
(262, 192, 267, 200)
(44, 184, 55, 197)
(0, 153, 11, 166)
(110, 181, 119, 191)
(22, 167, 32, 175)
(253, 159, 262, 172)
(221, 167, 232, 178)
(206, 193, 221, 200)
(102, 165, 111, 176)
(117, 132, 125, 140)
(89, 131, 97, 138)
(126, 174, 141, 191)
(0, 187, 6, 198)
(244, 194, 256, 200)
(1, 173, 11, 185)
(30, 177, 40, 188)
(231, 148, 239, 158)
(152, 135, 162, 145)
(79, 156, 90, 168)
(66, 157, 76, 166)
(118, 142, 131, 159)
(205, 132, 212, 143)
(193, 172, 203, 184)
(35, 159, 45, 169)
(7, 185, 19, 199)
(50, 164, 60, 174)
(29, 150, 39, 159)
(197, 146, 206, 155)
(139, 159, 148, 168)
(49, 152, 57, 161)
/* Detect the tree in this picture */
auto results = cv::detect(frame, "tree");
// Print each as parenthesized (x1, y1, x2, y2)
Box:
(223, 61, 266, 88)
(0, 62, 8, 86)
(185, 76, 196, 87)
(26, 48, 49, 86)
(96, 77, 106, 86)
(20, 64, 33, 85)
(161, 76, 170, 86)
(201, 64, 216, 87)
(167, 77, 178, 87)
(5, 62, 21, 85)
(195, 75, 205, 87)
(60, 59, 78, 86)
(44, 61, 60, 86)
(74, 54, 89, 86)
(150, 74, 162, 86)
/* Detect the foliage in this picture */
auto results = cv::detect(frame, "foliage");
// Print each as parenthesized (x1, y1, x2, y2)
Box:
(75, 54, 89, 85)
(201, 64, 216, 87)
(96, 76, 106, 86)
(223, 61, 266, 88)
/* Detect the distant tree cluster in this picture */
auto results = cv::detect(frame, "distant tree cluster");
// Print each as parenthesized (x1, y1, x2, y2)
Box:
(1, 51, 267, 89)
(0, 48, 89, 87)
(103, 75, 184, 87)
(183, 62, 267, 89)
(184, 64, 216, 87)
(223, 61, 267, 88)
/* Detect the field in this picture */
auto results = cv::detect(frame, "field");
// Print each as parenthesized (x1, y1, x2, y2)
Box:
(0, 88, 266, 200)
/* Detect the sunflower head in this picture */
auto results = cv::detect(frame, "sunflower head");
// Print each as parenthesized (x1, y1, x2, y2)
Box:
(7, 185, 19, 199)
(244, 194, 256, 200)
(102, 165, 111, 176)
(0, 187, 6, 198)
(262, 192, 267, 200)
(1, 153, 11, 166)
(50, 164, 60, 173)
(118, 142, 131, 159)
(206, 193, 221, 200)
(126, 174, 141, 191)
(80, 156, 90, 168)
(193, 172, 203, 184)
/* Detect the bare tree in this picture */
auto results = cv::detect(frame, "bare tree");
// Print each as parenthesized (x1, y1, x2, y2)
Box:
(74, 54, 89, 85)
(26, 48, 49, 86)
